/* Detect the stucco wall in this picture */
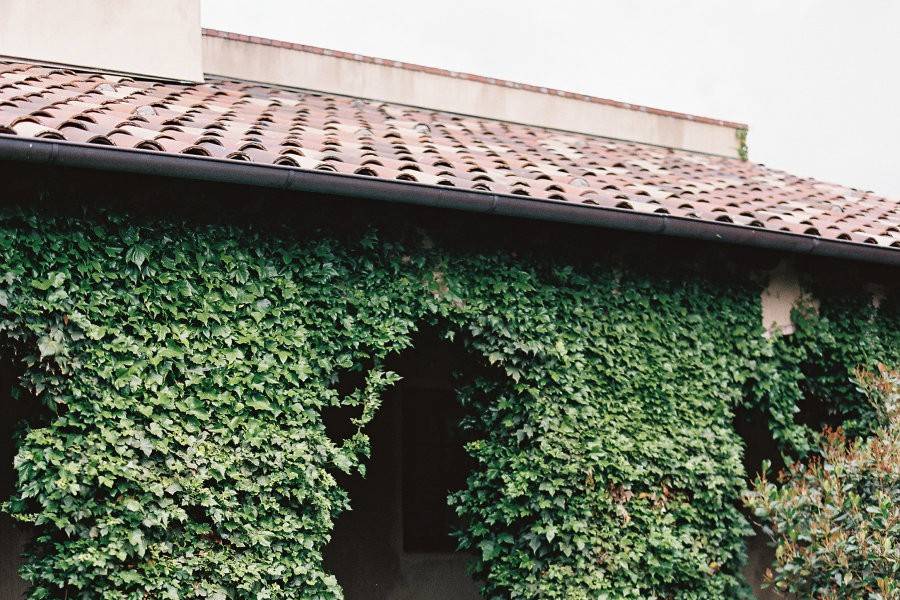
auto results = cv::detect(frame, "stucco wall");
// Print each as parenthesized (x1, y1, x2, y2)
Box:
(201, 35, 741, 158)
(760, 260, 820, 336)
(0, 0, 203, 81)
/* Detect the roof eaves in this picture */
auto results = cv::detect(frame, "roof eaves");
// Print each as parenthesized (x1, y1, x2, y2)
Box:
(1, 134, 896, 267)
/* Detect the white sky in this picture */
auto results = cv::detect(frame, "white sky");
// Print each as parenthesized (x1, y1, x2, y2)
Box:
(202, 0, 900, 198)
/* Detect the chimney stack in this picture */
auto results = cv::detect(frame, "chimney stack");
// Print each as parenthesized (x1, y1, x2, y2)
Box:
(0, 0, 203, 81)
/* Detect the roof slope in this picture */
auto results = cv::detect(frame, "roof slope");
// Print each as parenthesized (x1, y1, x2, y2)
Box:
(1, 60, 898, 254)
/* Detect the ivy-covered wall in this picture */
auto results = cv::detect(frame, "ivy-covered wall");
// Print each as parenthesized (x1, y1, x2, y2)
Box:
(0, 192, 896, 599)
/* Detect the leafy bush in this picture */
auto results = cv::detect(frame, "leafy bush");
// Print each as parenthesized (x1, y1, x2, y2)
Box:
(745, 366, 900, 599)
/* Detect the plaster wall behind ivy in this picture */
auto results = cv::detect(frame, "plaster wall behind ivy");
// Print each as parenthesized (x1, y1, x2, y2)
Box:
(0, 177, 896, 599)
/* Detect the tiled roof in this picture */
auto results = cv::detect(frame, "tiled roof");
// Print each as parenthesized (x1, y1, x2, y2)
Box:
(1, 60, 898, 251)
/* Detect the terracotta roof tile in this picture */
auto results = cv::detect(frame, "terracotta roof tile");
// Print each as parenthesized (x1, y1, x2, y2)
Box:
(0, 60, 897, 250)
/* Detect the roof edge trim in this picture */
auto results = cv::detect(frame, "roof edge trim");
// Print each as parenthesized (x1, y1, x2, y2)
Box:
(0, 135, 895, 267)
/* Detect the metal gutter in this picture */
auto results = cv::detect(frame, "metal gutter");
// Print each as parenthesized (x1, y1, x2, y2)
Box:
(0, 134, 897, 267)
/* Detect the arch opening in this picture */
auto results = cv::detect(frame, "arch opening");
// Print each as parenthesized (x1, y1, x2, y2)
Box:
(324, 326, 485, 600)
(0, 356, 43, 600)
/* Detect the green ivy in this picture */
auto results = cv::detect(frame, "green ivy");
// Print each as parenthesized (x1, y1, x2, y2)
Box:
(751, 286, 900, 456)
(736, 129, 749, 161)
(0, 204, 896, 599)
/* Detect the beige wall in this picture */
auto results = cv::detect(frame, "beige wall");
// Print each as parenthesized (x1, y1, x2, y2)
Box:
(202, 36, 742, 158)
(760, 261, 814, 336)
(0, 0, 203, 81)
(760, 260, 891, 338)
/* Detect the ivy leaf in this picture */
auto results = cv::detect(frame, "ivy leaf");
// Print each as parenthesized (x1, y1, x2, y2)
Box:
(247, 399, 272, 412)
(37, 336, 63, 358)
(128, 529, 146, 556)
(126, 244, 150, 269)
(480, 540, 498, 561)
(545, 525, 557, 543)
(31, 272, 66, 290)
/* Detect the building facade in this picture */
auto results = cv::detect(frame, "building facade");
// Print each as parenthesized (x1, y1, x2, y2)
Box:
(0, 2, 897, 599)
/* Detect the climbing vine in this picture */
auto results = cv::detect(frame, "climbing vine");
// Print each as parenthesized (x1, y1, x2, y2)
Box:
(750, 281, 900, 456)
(736, 129, 749, 161)
(0, 202, 896, 599)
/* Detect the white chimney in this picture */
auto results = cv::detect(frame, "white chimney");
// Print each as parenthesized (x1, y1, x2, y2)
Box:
(0, 0, 203, 81)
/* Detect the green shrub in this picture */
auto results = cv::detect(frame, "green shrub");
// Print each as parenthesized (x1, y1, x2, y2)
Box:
(745, 366, 900, 599)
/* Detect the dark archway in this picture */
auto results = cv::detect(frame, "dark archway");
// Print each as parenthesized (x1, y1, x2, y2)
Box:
(324, 327, 482, 600)
(0, 358, 37, 600)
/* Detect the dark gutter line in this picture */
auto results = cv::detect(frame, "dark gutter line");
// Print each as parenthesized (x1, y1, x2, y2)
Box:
(1, 134, 897, 267)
